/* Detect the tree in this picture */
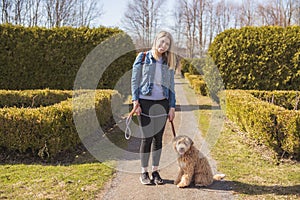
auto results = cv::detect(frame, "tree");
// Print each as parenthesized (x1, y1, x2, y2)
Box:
(239, 0, 257, 26)
(1, 0, 12, 23)
(257, 0, 295, 27)
(196, 0, 206, 56)
(25, 0, 42, 27)
(179, 0, 198, 57)
(171, 0, 185, 49)
(73, 0, 102, 27)
(206, 0, 216, 48)
(121, 0, 167, 48)
(0, 0, 103, 27)
(294, 0, 300, 24)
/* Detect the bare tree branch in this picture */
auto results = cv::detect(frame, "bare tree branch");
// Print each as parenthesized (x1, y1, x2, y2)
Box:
(121, 0, 167, 48)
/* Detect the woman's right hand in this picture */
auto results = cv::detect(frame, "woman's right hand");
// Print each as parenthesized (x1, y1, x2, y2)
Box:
(133, 100, 142, 115)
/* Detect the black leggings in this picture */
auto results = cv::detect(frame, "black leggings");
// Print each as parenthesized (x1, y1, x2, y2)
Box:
(138, 99, 169, 168)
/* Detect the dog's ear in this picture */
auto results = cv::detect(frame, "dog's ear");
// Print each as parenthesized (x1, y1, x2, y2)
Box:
(185, 136, 193, 146)
(190, 139, 194, 146)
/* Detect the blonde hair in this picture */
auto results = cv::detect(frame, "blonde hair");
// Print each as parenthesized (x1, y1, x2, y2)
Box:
(152, 31, 176, 70)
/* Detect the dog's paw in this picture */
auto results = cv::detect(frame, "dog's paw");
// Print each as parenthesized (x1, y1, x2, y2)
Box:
(177, 182, 188, 188)
(213, 173, 226, 180)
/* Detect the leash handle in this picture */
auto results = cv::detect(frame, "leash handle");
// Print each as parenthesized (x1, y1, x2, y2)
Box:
(124, 103, 140, 140)
(125, 115, 132, 140)
(125, 102, 176, 139)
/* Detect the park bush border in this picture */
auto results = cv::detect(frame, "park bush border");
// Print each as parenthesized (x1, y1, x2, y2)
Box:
(184, 73, 208, 96)
(208, 26, 300, 91)
(224, 90, 300, 160)
(0, 89, 120, 159)
(180, 26, 300, 97)
(184, 72, 300, 160)
(0, 24, 136, 90)
(249, 90, 300, 110)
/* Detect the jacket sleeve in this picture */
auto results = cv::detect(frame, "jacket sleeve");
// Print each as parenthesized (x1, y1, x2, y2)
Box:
(131, 52, 144, 101)
(169, 69, 176, 108)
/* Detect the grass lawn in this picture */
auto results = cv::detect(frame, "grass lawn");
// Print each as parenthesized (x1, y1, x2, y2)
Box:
(0, 162, 113, 199)
(0, 118, 127, 199)
(212, 125, 300, 200)
(0, 133, 119, 200)
(187, 86, 300, 200)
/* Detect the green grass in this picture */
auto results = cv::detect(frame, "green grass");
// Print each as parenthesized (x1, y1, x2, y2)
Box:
(0, 119, 128, 199)
(197, 97, 300, 199)
(0, 127, 122, 200)
(0, 101, 128, 200)
(0, 162, 113, 199)
(212, 126, 300, 200)
(182, 79, 300, 200)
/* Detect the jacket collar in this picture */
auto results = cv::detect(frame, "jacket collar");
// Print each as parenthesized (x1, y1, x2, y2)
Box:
(148, 50, 167, 64)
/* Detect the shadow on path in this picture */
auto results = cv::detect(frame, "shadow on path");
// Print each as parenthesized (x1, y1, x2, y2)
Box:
(228, 181, 300, 196)
(176, 104, 220, 111)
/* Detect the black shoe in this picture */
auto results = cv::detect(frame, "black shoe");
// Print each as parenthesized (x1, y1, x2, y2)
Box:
(140, 172, 151, 185)
(152, 171, 163, 185)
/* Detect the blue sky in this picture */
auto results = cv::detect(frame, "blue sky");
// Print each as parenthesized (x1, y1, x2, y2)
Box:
(99, 0, 128, 27)
(98, 0, 243, 28)
(98, 0, 173, 28)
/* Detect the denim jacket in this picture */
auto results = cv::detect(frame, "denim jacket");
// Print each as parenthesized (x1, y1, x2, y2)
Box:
(131, 50, 176, 108)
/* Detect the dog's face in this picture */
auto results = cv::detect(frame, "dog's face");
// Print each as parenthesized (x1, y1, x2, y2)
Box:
(173, 135, 194, 155)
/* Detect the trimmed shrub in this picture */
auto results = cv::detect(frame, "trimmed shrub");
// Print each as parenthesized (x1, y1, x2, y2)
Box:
(0, 89, 120, 159)
(0, 24, 136, 90)
(180, 58, 193, 75)
(209, 26, 300, 90)
(184, 72, 190, 79)
(190, 58, 206, 75)
(184, 73, 208, 96)
(186, 74, 201, 87)
(181, 57, 224, 102)
(224, 90, 300, 160)
(192, 79, 207, 96)
(0, 89, 72, 108)
(180, 58, 205, 76)
(249, 90, 300, 110)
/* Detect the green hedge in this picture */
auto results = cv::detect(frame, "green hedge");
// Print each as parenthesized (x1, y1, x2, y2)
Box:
(0, 24, 136, 90)
(181, 57, 224, 103)
(192, 79, 207, 96)
(180, 58, 205, 75)
(180, 58, 193, 75)
(0, 89, 72, 108)
(249, 90, 300, 110)
(0, 89, 120, 159)
(186, 74, 201, 87)
(184, 73, 208, 96)
(224, 90, 300, 160)
(209, 26, 300, 90)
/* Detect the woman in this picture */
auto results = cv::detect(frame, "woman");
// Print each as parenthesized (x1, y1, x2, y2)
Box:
(131, 31, 176, 185)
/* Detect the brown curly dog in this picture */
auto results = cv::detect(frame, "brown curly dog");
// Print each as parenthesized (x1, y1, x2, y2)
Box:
(173, 135, 225, 188)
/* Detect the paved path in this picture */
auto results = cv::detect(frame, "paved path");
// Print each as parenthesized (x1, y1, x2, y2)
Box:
(98, 76, 236, 200)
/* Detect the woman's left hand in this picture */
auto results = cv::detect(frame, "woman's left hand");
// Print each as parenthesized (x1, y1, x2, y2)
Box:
(168, 107, 175, 122)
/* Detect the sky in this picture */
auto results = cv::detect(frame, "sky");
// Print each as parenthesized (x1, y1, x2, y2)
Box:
(97, 0, 243, 28)
(97, 0, 174, 28)
(98, 0, 128, 27)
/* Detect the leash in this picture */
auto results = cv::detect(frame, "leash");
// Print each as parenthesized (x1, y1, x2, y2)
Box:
(124, 103, 139, 140)
(170, 120, 176, 137)
(125, 52, 177, 139)
(125, 105, 176, 140)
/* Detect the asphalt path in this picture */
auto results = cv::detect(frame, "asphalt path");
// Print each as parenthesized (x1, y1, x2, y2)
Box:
(98, 76, 236, 200)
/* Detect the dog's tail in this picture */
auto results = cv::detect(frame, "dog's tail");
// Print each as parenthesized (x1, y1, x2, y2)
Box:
(213, 174, 226, 180)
